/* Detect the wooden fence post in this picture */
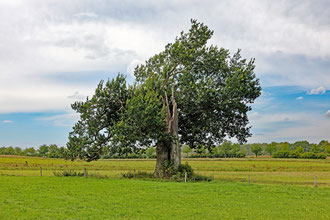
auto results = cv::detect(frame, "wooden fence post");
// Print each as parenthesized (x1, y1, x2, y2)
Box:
(185, 172, 187, 182)
(84, 168, 87, 177)
(40, 167, 42, 176)
(314, 176, 317, 187)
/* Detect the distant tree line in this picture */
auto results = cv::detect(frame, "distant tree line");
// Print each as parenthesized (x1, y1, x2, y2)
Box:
(0, 140, 329, 159)
(0, 144, 68, 158)
(102, 147, 156, 159)
(185, 140, 246, 158)
(0, 144, 157, 159)
(183, 140, 330, 159)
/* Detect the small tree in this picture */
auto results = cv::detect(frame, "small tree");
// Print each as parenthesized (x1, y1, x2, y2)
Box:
(251, 144, 263, 158)
(14, 147, 23, 155)
(146, 147, 156, 158)
(310, 144, 322, 153)
(38, 144, 49, 157)
(325, 146, 330, 155)
(195, 145, 206, 156)
(48, 144, 60, 158)
(23, 147, 36, 156)
(182, 145, 192, 157)
(265, 142, 277, 156)
(4, 147, 15, 155)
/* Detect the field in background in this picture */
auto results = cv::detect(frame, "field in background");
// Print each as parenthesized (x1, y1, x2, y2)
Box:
(1, 156, 330, 187)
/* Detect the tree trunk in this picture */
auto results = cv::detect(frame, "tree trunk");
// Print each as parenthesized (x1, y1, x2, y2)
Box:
(154, 85, 181, 176)
(169, 85, 180, 168)
(154, 141, 170, 177)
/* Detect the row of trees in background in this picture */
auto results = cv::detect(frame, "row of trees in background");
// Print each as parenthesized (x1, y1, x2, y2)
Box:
(0, 144, 156, 159)
(265, 141, 330, 159)
(184, 141, 246, 158)
(182, 140, 330, 159)
(1, 140, 329, 159)
(0, 145, 68, 158)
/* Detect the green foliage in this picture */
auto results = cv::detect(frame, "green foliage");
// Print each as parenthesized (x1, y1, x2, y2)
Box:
(277, 142, 290, 152)
(23, 147, 37, 156)
(187, 141, 246, 158)
(103, 153, 148, 159)
(53, 170, 84, 177)
(67, 19, 261, 162)
(38, 144, 49, 156)
(189, 175, 213, 182)
(217, 141, 244, 157)
(273, 150, 326, 159)
(300, 152, 327, 159)
(121, 162, 210, 182)
(145, 147, 156, 158)
(0, 146, 15, 155)
(182, 145, 192, 157)
(14, 147, 22, 155)
(195, 145, 206, 155)
(67, 74, 133, 161)
(290, 141, 311, 152)
(177, 162, 194, 178)
(121, 171, 154, 179)
(310, 144, 322, 153)
(289, 146, 304, 158)
(325, 145, 330, 156)
(272, 151, 290, 158)
(265, 142, 277, 156)
(0, 145, 68, 159)
(271, 141, 327, 159)
(251, 144, 263, 157)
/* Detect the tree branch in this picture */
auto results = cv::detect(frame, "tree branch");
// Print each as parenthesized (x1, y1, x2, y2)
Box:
(161, 64, 179, 90)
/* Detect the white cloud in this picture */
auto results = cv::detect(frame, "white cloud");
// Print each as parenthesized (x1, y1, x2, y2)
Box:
(67, 91, 86, 100)
(308, 86, 326, 95)
(126, 59, 144, 77)
(325, 110, 330, 118)
(73, 12, 98, 19)
(0, 0, 329, 114)
(1, 120, 13, 123)
(249, 112, 260, 119)
(296, 96, 303, 100)
(249, 112, 330, 143)
(249, 113, 300, 126)
(37, 112, 79, 127)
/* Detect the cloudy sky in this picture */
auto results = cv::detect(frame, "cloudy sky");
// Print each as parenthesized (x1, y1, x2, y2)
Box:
(0, 0, 330, 147)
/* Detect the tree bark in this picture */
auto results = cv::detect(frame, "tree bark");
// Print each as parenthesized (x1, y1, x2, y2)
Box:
(154, 141, 170, 177)
(154, 85, 181, 176)
(169, 85, 180, 168)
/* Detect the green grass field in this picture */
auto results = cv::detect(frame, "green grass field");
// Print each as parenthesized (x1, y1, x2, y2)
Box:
(1, 156, 330, 219)
(1, 156, 330, 187)
(1, 176, 330, 219)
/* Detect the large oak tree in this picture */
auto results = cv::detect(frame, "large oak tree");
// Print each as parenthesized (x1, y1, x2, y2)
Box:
(67, 20, 261, 176)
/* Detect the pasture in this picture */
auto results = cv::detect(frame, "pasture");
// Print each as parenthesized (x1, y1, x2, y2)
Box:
(1, 176, 330, 219)
(0, 156, 330, 187)
(1, 156, 330, 219)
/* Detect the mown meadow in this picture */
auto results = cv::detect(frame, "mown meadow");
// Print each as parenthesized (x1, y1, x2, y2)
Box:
(1, 156, 330, 186)
(1, 156, 330, 219)
(0, 175, 330, 219)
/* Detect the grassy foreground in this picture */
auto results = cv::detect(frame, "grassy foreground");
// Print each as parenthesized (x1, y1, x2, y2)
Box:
(1, 156, 330, 187)
(1, 176, 329, 219)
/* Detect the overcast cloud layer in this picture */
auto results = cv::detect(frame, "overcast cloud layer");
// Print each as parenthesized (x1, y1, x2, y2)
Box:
(0, 0, 330, 146)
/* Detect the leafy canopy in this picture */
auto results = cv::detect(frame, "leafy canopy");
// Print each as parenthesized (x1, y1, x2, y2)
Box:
(67, 20, 261, 161)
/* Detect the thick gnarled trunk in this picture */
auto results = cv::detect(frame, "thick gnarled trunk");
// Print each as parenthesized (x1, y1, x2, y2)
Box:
(154, 85, 181, 176)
